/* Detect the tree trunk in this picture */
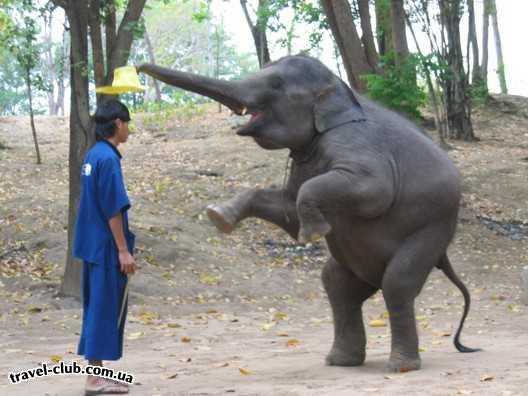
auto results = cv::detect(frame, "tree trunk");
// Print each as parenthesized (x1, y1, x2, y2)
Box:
(105, 0, 117, 77)
(25, 69, 42, 164)
(88, 0, 105, 105)
(389, 0, 409, 65)
(467, 0, 481, 85)
(144, 29, 161, 102)
(374, 0, 393, 57)
(481, 0, 490, 87)
(489, 0, 507, 94)
(439, 0, 475, 141)
(240, 0, 271, 68)
(357, 0, 379, 72)
(320, 0, 373, 92)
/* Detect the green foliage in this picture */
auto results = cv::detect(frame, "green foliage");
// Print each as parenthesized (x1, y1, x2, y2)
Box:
(363, 53, 426, 120)
(470, 79, 489, 106)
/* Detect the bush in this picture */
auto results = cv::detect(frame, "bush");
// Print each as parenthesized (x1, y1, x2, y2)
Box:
(363, 53, 426, 120)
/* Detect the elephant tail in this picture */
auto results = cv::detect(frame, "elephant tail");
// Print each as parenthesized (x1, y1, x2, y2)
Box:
(437, 254, 481, 353)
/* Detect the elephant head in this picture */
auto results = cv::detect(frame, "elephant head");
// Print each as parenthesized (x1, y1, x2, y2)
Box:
(137, 55, 365, 151)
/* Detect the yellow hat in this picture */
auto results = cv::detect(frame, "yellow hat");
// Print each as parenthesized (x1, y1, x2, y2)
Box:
(95, 66, 146, 95)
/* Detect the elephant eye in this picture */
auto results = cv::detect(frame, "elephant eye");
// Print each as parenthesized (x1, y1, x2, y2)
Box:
(269, 76, 284, 90)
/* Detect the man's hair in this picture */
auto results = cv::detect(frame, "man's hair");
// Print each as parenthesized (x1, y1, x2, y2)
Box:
(94, 99, 131, 141)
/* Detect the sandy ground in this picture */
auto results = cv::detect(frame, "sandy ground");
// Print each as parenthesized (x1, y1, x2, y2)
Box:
(0, 99, 527, 395)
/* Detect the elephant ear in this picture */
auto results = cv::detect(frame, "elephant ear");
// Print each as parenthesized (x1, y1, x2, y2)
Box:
(313, 79, 366, 134)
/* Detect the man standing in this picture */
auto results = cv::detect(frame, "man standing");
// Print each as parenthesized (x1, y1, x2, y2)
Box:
(74, 99, 136, 395)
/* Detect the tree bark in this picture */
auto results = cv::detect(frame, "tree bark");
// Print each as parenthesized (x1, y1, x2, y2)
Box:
(144, 29, 161, 102)
(26, 69, 42, 164)
(481, 0, 490, 87)
(320, 0, 373, 92)
(439, 0, 475, 141)
(88, 0, 105, 105)
(467, 0, 481, 85)
(489, 0, 507, 94)
(374, 0, 393, 57)
(105, 0, 117, 77)
(357, 0, 379, 72)
(389, 0, 409, 65)
(240, 0, 271, 68)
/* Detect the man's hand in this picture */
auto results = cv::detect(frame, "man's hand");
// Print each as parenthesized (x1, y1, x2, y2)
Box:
(118, 250, 136, 274)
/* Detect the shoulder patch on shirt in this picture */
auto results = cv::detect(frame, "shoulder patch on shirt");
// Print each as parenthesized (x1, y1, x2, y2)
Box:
(82, 163, 92, 176)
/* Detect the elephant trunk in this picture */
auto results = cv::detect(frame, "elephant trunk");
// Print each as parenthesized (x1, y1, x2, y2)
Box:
(137, 64, 246, 114)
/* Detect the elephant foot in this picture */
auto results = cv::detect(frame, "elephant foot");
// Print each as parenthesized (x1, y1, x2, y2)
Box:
(325, 346, 365, 367)
(387, 354, 421, 373)
(206, 204, 237, 233)
(298, 221, 331, 244)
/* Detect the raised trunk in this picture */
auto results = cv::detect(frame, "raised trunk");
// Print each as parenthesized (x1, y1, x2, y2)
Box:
(357, 0, 380, 72)
(138, 64, 245, 112)
(489, 0, 507, 94)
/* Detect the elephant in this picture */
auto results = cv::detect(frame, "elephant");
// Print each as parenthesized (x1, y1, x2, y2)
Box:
(137, 54, 479, 372)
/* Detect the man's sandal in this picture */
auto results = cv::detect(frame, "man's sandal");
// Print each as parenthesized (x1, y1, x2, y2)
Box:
(85, 380, 129, 395)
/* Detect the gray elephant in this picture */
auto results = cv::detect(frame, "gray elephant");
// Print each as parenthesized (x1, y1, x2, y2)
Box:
(138, 55, 479, 372)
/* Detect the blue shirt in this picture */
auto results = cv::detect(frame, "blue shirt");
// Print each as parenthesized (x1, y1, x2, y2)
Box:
(73, 140, 135, 265)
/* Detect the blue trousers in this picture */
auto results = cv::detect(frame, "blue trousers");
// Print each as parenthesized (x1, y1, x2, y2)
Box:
(77, 250, 128, 361)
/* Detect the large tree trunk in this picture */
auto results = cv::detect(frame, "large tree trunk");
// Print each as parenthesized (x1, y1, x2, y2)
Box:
(467, 0, 481, 85)
(357, 0, 379, 72)
(489, 0, 507, 94)
(439, 0, 475, 141)
(320, 0, 373, 92)
(240, 0, 271, 68)
(375, 0, 393, 57)
(481, 0, 490, 88)
(53, 0, 147, 298)
(389, 0, 409, 65)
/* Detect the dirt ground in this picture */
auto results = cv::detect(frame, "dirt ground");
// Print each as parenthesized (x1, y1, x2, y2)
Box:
(0, 98, 527, 396)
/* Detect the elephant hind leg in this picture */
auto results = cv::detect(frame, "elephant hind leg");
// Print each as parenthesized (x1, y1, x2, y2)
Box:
(322, 258, 378, 367)
(382, 223, 453, 373)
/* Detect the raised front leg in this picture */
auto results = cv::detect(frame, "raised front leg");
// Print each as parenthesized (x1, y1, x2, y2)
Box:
(322, 258, 378, 366)
(297, 169, 394, 243)
(206, 188, 300, 239)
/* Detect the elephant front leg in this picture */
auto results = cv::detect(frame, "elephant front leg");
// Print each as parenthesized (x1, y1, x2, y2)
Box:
(323, 258, 378, 366)
(206, 188, 300, 239)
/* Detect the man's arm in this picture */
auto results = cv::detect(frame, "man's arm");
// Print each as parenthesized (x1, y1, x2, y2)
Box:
(109, 212, 136, 274)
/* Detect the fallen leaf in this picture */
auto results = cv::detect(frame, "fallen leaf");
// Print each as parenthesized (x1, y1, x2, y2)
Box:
(369, 319, 387, 327)
(126, 331, 144, 340)
(181, 336, 191, 343)
(286, 339, 300, 347)
(50, 355, 62, 363)
(166, 323, 181, 328)
(277, 332, 289, 337)
(165, 373, 178, 379)
(239, 367, 253, 375)
(480, 374, 494, 382)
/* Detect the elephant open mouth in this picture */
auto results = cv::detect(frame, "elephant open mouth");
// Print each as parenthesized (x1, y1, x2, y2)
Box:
(236, 109, 265, 137)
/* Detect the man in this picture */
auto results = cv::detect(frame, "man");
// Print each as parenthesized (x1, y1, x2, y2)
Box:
(74, 99, 136, 395)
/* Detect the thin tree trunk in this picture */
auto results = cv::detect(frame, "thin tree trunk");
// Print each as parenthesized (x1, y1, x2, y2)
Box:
(105, 0, 117, 77)
(467, 0, 480, 85)
(320, 0, 373, 92)
(144, 29, 161, 102)
(439, 0, 475, 141)
(357, 0, 379, 71)
(240, 0, 271, 68)
(88, 0, 105, 105)
(390, 0, 409, 65)
(375, 0, 393, 57)
(44, 11, 59, 115)
(26, 70, 42, 164)
(489, 0, 507, 94)
(406, 12, 446, 146)
(481, 0, 490, 88)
